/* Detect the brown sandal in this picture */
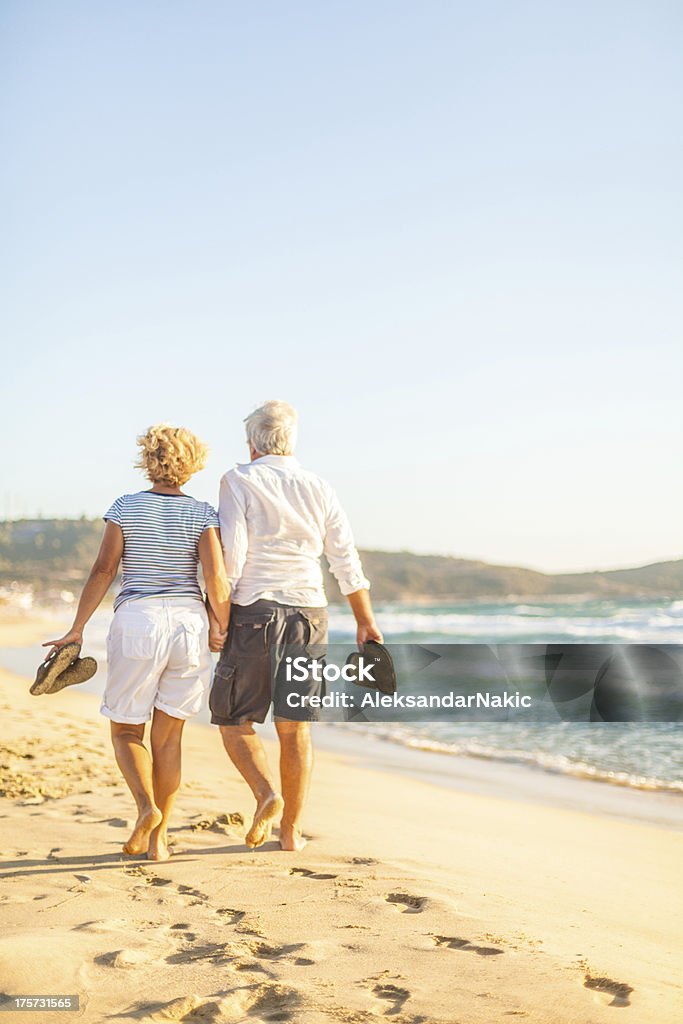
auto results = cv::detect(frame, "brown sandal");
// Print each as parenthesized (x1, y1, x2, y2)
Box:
(30, 643, 97, 696)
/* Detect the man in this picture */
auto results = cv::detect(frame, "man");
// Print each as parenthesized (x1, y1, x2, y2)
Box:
(208, 400, 383, 851)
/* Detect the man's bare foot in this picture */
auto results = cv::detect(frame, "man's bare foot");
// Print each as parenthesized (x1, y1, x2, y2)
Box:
(147, 826, 171, 862)
(279, 825, 307, 852)
(122, 805, 162, 855)
(245, 792, 284, 848)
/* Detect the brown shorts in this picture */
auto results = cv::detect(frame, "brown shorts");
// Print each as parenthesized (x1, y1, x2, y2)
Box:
(209, 600, 329, 726)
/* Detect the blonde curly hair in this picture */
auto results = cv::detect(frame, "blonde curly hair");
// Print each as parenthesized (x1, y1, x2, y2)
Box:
(135, 424, 209, 487)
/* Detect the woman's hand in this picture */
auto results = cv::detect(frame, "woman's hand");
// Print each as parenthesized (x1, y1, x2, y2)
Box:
(209, 627, 228, 653)
(42, 628, 83, 662)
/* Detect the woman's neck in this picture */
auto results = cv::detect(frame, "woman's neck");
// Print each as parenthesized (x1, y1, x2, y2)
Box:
(149, 484, 185, 495)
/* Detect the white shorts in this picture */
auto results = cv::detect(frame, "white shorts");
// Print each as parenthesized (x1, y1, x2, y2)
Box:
(101, 597, 212, 725)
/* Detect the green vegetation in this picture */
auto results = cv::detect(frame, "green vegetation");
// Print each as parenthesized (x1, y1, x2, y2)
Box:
(1, 518, 681, 602)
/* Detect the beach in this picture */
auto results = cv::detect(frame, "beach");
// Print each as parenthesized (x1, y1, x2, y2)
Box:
(1, 653, 682, 1023)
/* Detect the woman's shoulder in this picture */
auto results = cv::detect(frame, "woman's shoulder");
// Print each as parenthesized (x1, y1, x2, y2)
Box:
(188, 497, 220, 527)
(105, 491, 156, 513)
(198, 498, 219, 518)
(108, 490, 150, 506)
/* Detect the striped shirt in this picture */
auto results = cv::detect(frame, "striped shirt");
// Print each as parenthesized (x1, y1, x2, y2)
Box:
(104, 491, 220, 610)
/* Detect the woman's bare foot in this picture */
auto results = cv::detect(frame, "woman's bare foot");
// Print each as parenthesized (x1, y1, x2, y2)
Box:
(279, 824, 307, 852)
(147, 826, 171, 862)
(122, 805, 162, 855)
(245, 792, 284, 848)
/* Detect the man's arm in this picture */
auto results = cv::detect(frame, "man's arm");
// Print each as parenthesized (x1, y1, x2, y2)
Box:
(218, 473, 249, 585)
(347, 588, 383, 645)
(322, 487, 383, 645)
(209, 473, 249, 651)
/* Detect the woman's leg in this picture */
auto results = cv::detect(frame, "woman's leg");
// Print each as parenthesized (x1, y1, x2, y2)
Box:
(110, 721, 162, 855)
(147, 708, 185, 861)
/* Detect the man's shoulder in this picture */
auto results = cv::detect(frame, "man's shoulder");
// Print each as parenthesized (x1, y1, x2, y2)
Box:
(223, 461, 334, 496)
(282, 462, 334, 496)
(302, 467, 334, 494)
(221, 466, 248, 488)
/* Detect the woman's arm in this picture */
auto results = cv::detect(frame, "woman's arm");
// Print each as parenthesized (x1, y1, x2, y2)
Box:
(199, 527, 231, 636)
(42, 521, 124, 658)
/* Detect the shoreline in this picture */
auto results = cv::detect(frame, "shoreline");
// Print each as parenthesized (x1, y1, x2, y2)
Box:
(1, 630, 681, 831)
(312, 723, 683, 832)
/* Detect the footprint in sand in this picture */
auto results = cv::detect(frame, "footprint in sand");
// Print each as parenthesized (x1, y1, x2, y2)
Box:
(123, 864, 150, 879)
(385, 892, 427, 914)
(245, 940, 315, 966)
(136, 981, 302, 1022)
(187, 811, 245, 833)
(234, 914, 265, 937)
(165, 942, 231, 965)
(177, 883, 208, 899)
(372, 982, 410, 1016)
(289, 867, 337, 881)
(95, 947, 160, 969)
(215, 907, 246, 925)
(584, 974, 634, 1008)
(123, 870, 211, 909)
(167, 926, 197, 942)
(74, 918, 133, 934)
(433, 934, 503, 957)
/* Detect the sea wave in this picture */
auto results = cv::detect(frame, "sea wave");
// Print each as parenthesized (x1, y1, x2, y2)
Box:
(350, 723, 683, 794)
(328, 600, 683, 643)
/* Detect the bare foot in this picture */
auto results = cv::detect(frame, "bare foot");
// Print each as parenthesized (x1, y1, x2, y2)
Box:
(122, 806, 162, 855)
(147, 827, 171, 862)
(279, 825, 307, 852)
(245, 793, 284, 848)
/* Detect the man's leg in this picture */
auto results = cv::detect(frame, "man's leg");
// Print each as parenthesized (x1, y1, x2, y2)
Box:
(110, 721, 162, 855)
(274, 719, 312, 852)
(147, 709, 185, 861)
(219, 723, 284, 847)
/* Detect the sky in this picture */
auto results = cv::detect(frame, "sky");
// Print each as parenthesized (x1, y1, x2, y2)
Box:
(1, 1, 681, 573)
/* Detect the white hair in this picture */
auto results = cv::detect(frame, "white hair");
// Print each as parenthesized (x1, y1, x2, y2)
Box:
(244, 400, 299, 456)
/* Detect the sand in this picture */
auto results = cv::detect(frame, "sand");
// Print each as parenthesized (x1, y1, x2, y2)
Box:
(1, 665, 682, 1023)
(0, 607, 74, 649)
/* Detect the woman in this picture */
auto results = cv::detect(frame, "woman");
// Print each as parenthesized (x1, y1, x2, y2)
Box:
(43, 425, 230, 861)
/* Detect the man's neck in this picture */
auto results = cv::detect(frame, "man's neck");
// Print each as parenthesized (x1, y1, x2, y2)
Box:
(250, 448, 294, 462)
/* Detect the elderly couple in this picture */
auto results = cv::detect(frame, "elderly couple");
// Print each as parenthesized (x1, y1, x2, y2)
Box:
(43, 401, 382, 861)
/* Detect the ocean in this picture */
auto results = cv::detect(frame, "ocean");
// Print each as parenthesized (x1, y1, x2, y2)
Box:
(329, 597, 683, 795)
(3, 597, 682, 795)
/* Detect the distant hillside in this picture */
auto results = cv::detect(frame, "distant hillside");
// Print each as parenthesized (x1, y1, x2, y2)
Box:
(0, 518, 681, 602)
(329, 551, 683, 601)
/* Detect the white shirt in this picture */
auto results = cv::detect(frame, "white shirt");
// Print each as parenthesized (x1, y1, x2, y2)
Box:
(218, 455, 370, 607)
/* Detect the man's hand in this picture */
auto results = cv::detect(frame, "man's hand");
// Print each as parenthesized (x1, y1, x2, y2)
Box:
(357, 621, 384, 646)
(209, 627, 228, 653)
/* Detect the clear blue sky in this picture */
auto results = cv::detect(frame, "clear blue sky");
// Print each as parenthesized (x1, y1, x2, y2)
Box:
(1, 2, 681, 572)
